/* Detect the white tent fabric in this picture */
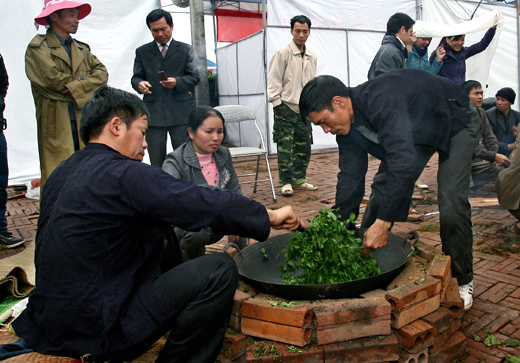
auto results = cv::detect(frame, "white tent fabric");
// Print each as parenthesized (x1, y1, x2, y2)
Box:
(0, 0, 160, 185)
(217, 0, 519, 154)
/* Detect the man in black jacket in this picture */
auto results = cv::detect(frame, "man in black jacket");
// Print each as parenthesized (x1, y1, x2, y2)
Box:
(486, 87, 520, 157)
(0, 54, 24, 248)
(12, 86, 303, 362)
(299, 69, 479, 311)
(132, 9, 200, 167)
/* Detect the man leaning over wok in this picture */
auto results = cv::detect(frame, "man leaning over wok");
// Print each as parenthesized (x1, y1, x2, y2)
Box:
(299, 69, 479, 311)
(9, 86, 305, 363)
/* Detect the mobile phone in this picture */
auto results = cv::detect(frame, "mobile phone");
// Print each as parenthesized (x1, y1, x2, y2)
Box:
(158, 71, 167, 81)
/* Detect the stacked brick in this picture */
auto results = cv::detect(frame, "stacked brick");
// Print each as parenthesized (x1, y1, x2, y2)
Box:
(218, 248, 466, 362)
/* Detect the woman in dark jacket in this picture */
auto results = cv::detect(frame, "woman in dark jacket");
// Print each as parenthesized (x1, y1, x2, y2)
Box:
(430, 26, 496, 86)
(163, 106, 248, 259)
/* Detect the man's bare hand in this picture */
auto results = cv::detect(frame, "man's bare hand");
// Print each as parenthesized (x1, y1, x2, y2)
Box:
(61, 88, 72, 97)
(363, 219, 392, 251)
(139, 81, 152, 94)
(160, 77, 177, 89)
(513, 125, 518, 138)
(495, 153, 511, 167)
(266, 206, 305, 231)
(436, 45, 446, 63)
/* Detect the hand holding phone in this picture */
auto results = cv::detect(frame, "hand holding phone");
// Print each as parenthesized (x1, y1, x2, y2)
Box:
(158, 71, 167, 81)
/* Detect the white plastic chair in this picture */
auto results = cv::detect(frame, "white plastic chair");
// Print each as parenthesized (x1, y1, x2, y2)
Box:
(215, 105, 277, 202)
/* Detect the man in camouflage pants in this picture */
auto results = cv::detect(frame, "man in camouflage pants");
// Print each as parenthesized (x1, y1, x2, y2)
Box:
(267, 15, 318, 196)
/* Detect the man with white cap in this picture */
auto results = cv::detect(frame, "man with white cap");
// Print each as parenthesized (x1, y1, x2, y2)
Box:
(26, 0, 108, 188)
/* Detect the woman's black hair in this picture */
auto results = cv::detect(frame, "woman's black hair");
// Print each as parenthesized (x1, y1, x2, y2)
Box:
(187, 106, 226, 136)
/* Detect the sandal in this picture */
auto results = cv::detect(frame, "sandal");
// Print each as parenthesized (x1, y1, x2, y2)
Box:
(407, 207, 424, 222)
(296, 182, 318, 191)
(281, 184, 293, 196)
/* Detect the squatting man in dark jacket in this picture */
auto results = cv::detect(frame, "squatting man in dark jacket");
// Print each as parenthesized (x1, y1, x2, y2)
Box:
(299, 69, 480, 311)
(11, 86, 304, 363)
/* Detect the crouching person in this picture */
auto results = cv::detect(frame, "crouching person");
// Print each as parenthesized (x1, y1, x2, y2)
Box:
(10, 86, 304, 362)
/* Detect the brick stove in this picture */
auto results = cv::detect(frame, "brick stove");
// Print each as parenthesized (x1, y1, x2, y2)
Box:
(217, 243, 466, 363)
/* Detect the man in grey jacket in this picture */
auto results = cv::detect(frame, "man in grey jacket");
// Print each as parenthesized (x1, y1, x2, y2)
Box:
(367, 13, 415, 80)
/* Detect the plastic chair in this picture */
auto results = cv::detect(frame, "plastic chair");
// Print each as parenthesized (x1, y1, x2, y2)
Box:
(215, 105, 277, 202)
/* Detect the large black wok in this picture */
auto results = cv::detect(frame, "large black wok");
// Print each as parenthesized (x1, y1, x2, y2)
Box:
(230, 229, 415, 300)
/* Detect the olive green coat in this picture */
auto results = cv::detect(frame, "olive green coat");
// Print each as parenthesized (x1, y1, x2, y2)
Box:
(497, 132, 520, 212)
(25, 30, 108, 187)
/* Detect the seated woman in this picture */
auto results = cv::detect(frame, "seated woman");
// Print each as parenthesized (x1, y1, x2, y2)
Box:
(497, 131, 520, 235)
(430, 26, 496, 86)
(163, 106, 248, 259)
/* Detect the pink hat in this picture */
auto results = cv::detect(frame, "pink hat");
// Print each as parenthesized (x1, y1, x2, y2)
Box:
(34, 0, 91, 26)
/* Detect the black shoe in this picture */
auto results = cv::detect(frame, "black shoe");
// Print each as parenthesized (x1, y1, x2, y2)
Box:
(0, 232, 25, 249)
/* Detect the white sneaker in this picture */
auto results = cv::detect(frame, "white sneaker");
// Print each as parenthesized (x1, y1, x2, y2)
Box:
(459, 280, 474, 311)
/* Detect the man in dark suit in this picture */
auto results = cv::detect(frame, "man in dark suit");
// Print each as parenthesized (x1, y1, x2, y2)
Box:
(132, 9, 200, 167)
(486, 87, 520, 157)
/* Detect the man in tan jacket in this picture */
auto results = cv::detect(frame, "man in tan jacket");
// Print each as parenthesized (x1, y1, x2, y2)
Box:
(26, 0, 108, 188)
(267, 15, 318, 197)
(497, 130, 520, 234)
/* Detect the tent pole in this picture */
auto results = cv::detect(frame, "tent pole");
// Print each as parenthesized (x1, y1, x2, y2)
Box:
(190, 0, 210, 106)
(517, 0, 520, 100)
(262, 0, 271, 154)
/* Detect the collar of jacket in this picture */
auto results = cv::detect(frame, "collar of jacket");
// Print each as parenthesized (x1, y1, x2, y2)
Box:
(181, 141, 228, 170)
(383, 33, 408, 59)
(289, 40, 309, 57)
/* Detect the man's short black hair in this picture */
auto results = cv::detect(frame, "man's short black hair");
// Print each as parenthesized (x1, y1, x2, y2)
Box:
(45, 9, 63, 27)
(79, 86, 150, 144)
(461, 80, 482, 96)
(146, 9, 173, 29)
(299, 75, 350, 120)
(290, 15, 311, 30)
(387, 12, 415, 34)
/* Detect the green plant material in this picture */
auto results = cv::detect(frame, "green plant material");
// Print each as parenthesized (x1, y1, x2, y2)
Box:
(286, 345, 303, 353)
(226, 328, 239, 335)
(271, 301, 300, 307)
(505, 339, 520, 347)
(435, 256, 448, 261)
(253, 342, 280, 359)
(419, 277, 425, 283)
(280, 209, 381, 285)
(473, 333, 482, 342)
(418, 223, 440, 232)
(483, 328, 492, 333)
(261, 248, 269, 259)
(505, 354, 520, 363)
(483, 334, 502, 347)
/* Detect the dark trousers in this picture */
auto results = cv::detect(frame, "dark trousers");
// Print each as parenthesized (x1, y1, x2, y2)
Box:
(93, 253, 238, 363)
(146, 125, 189, 167)
(361, 108, 480, 285)
(0, 131, 7, 233)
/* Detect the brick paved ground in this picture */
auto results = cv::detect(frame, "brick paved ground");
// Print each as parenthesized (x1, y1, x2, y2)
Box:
(2, 149, 520, 362)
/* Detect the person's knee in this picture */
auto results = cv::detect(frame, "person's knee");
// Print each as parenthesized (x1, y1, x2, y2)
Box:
(205, 253, 238, 289)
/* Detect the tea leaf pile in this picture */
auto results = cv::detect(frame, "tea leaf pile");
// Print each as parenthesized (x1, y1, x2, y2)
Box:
(280, 209, 380, 285)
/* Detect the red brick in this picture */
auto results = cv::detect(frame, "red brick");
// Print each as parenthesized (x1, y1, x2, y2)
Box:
(314, 297, 390, 326)
(427, 255, 451, 287)
(323, 334, 399, 363)
(480, 315, 511, 335)
(421, 306, 451, 335)
(500, 323, 518, 336)
(440, 269, 452, 302)
(215, 355, 232, 363)
(479, 282, 516, 303)
(393, 319, 434, 353)
(240, 341, 323, 363)
(385, 276, 441, 311)
(241, 299, 313, 328)
(391, 294, 441, 329)
(463, 313, 500, 337)
(428, 331, 466, 363)
(441, 278, 464, 319)
(277, 344, 324, 363)
(415, 244, 439, 262)
(233, 290, 252, 316)
(241, 317, 311, 347)
(429, 318, 462, 354)
(398, 348, 428, 363)
(220, 332, 254, 360)
(316, 314, 391, 345)
(229, 314, 241, 332)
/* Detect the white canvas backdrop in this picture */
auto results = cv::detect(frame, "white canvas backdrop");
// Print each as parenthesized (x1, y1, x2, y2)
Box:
(0, 0, 160, 185)
(217, 0, 519, 154)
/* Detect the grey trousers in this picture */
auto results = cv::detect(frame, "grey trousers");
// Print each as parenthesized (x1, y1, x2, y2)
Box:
(470, 160, 503, 189)
(362, 107, 480, 285)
